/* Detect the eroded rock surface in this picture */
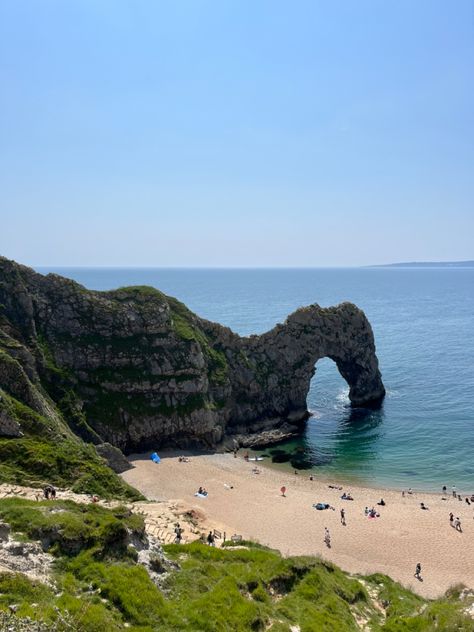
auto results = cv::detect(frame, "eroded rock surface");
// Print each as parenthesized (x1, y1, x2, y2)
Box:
(0, 521, 53, 585)
(0, 257, 384, 452)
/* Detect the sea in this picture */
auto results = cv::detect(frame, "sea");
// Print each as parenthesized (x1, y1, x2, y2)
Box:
(36, 266, 474, 493)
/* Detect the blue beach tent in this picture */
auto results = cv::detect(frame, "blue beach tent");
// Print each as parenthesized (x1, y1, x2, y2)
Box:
(151, 452, 161, 464)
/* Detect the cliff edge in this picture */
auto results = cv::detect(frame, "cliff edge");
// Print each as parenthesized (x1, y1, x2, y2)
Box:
(0, 257, 385, 453)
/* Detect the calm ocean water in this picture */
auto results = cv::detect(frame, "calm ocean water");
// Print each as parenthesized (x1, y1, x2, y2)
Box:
(37, 267, 474, 492)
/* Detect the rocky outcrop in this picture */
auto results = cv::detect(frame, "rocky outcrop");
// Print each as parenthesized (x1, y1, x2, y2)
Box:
(0, 256, 385, 452)
(96, 442, 133, 473)
(0, 409, 23, 438)
(0, 521, 54, 585)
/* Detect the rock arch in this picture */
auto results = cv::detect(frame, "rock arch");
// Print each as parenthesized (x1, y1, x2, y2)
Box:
(227, 303, 385, 444)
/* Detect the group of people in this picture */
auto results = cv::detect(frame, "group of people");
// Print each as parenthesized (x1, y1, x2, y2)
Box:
(196, 486, 208, 496)
(43, 485, 56, 500)
(442, 485, 473, 504)
(340, 491, 354, 500)
(178, 456, 190, 463)
(364, 506, 380, 518)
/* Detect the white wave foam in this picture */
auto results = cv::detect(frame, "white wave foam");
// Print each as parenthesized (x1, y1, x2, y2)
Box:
(334, 387, 350, 409)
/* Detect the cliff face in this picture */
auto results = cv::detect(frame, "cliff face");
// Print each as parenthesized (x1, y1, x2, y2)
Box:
(0, 257, 385, 452)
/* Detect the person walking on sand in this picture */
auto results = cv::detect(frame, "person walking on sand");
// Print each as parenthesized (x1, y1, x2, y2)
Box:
(449, 512, 454, 527)
(324, 527, 331, 548)
(340, 508, 346, 526)
(414, 563, 422, 580)
(454, 517, 462, 532)
(452, 485, 456, 497)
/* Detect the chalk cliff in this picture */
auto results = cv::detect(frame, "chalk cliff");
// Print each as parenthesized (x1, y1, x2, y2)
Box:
(0, 257, 385, 453)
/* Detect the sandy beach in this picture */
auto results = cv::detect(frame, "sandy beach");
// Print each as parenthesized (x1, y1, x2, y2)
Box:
(122, 451, 474, 599)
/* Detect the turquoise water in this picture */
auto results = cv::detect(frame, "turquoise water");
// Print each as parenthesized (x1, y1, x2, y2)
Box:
(36, 267, 474, 492)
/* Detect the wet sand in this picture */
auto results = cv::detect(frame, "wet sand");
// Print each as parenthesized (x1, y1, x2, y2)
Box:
(122, 451, 474, 599)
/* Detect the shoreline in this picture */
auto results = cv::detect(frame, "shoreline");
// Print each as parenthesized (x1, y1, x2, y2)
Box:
(122, 450, 474, 599)
(246, 452, 467, 497)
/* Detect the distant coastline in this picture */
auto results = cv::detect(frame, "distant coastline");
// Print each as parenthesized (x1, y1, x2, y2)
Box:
(368, 260, 474, 268)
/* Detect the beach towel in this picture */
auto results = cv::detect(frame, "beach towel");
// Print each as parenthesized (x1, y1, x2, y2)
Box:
(151, 452, 160, 464)
(194, 493, 208, 498)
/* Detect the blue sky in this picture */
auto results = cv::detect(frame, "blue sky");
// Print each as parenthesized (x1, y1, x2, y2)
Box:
(1, 0, 473, 266)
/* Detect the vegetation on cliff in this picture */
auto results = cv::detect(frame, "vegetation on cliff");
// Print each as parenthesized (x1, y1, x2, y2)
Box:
(0, 257, 385, 463)
(0, 388, 141, 500)
(0, 498, 472, 631)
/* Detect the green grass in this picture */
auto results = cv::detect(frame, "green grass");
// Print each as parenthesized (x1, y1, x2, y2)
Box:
(0, 391, 142, 500)
(0, 436, 141, 499)
(0, 501, 472, 631)
(0, 498, 143, 557)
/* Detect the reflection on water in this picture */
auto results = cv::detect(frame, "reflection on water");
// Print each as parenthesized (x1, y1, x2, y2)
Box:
(256, 355, 385, 478)
(259, 404, 384, 476)
(329, 406, 385, 465)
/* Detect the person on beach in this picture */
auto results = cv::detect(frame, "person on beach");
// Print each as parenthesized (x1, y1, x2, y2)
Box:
(452, 485, 456, 497)
(454, 517, 462, 532)
(340, 508, 346, 525)
(442, 485, 447, 494)
(377, 498, 385, 506)
(449, 512, 454, 526)
(324, 527, 331, 548)
(414, 563, 422, 580)
(420, 502, 428, 510)
(402, 490, 405, 497)
(408, 488, 413, 495)
(207, 531, 215, 546)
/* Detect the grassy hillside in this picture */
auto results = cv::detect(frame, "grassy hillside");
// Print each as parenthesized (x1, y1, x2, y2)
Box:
(0, 389, 142, 501)
(0, 498, 472, 631)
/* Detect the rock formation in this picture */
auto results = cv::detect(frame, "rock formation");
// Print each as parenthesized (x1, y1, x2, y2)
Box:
(0, 256, 385, 452)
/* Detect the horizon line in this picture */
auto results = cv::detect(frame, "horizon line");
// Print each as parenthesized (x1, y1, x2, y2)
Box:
(32, 260, 474, 270)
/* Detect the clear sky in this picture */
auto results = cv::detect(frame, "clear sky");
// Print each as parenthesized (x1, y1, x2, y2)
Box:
(1, 1, 473, 266)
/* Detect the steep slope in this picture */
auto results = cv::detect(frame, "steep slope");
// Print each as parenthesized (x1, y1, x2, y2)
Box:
(0, 257, 384, 455)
